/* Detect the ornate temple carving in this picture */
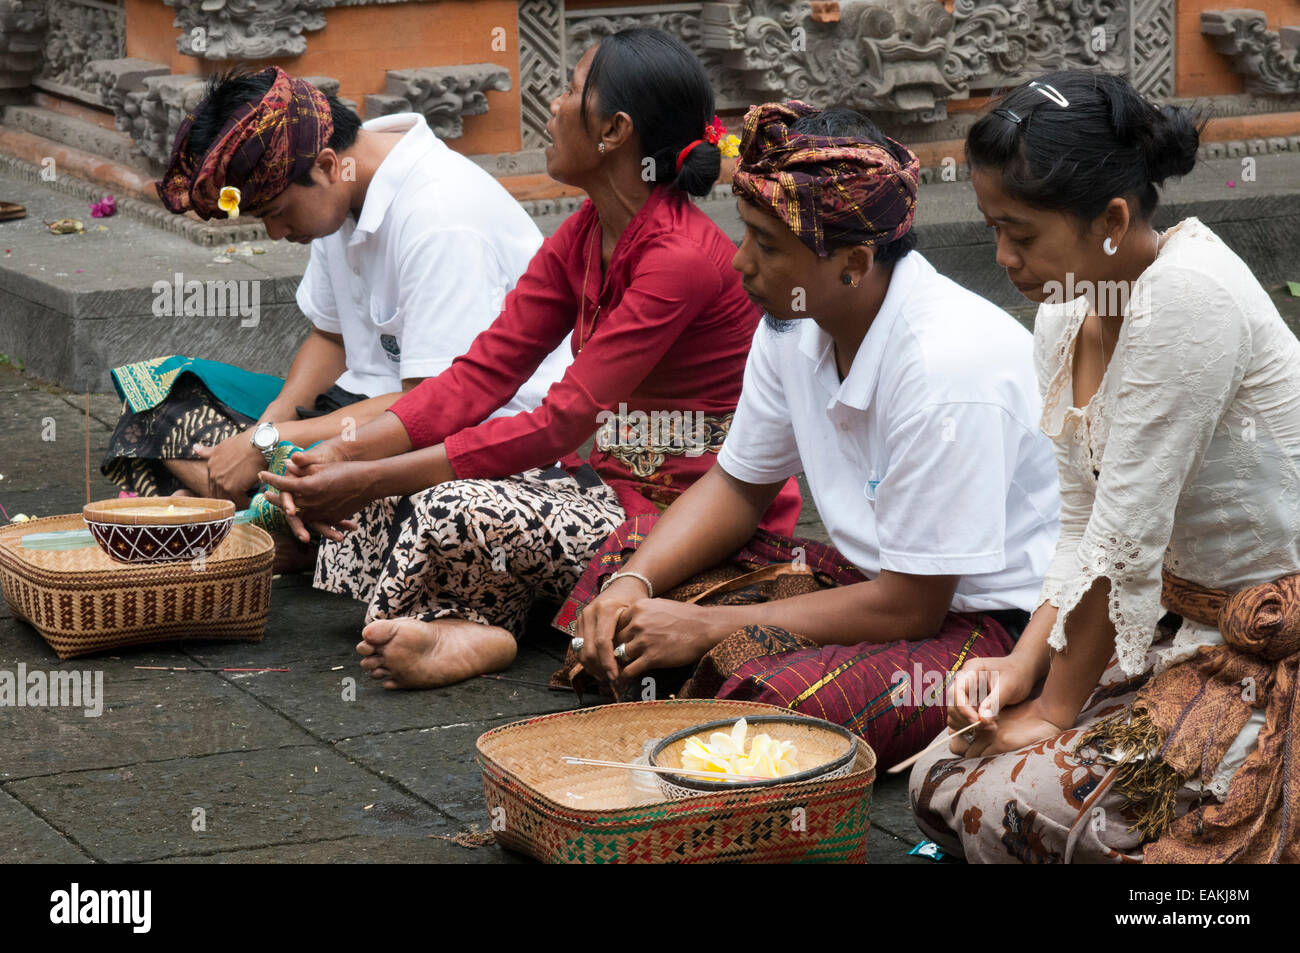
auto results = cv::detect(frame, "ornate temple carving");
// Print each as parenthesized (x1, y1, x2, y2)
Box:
(0, 0, 47, 91)
(1202, 9, 1300, 95)
(118, 73, 208, 169)
(163, 0, 331, 60)
(36, 0, 126, 102)
(701, 0, 958, 123)
(365, 65, 512, 139)
(86, 58, 171, 124)
(518, 0, 1180, 140)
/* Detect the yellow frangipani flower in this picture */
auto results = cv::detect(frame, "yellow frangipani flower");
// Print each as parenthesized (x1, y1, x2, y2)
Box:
(218, 185, 241, 219)
(719, 134, 741, 160)
(679, 718, 799, 780)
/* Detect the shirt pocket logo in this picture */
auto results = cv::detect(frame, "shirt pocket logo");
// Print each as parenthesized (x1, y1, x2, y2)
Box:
(380, 333, 401, 363)
(863, 470, 883, 502)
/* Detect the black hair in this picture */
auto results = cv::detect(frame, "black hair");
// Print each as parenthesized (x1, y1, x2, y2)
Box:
(966, 70, 1207, 226)
(580, 27, 720, 198)
(184, 67, 362, 189)
(788, 106, 917, 267)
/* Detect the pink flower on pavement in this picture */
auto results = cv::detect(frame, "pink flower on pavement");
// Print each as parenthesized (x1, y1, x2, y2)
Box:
(90, 195, 117, 218)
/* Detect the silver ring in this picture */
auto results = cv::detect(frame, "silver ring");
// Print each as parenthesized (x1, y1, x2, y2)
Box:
(613, 644, 628, 661)
(570, 637, 584, 652)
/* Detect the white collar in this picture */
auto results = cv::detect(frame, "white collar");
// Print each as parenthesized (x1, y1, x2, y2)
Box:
(797, 250, 924, 410)
(349, 112, 440, 243)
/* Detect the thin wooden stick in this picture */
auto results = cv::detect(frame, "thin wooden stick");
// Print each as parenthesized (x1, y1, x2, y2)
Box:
(84, 392, 90, 505)
(562, 756, 769, 783)
(887, 720, 988, 775)
(133, 666, 290, 672)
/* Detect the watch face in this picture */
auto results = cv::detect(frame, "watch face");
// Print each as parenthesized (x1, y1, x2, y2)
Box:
(253, 423, 276, 450)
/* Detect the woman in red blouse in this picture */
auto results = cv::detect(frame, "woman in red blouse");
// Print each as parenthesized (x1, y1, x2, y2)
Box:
(262, 27, 801, 690)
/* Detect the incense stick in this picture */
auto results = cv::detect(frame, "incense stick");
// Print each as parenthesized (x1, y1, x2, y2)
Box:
(562, 756, 769, 783)
(133, 666, 290, 673)
(887, 720, 988, 775)
(477, 673, 556, 690)
(84, 393, 90, 506)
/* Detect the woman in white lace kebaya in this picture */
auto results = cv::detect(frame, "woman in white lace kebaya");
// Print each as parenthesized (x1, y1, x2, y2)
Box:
(909, 70, 1300, 863)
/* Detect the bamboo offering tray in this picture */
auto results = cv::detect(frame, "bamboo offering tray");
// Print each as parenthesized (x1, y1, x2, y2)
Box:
(0, 513, 274, 660)
(476, 699, 876, 864)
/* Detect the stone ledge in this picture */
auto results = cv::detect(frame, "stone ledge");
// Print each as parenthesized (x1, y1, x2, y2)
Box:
(0, 150, 266, 247)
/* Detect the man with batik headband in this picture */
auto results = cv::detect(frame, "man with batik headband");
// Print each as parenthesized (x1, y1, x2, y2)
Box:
(563, 101, 1061, 769)
(104, 66, 570, 556)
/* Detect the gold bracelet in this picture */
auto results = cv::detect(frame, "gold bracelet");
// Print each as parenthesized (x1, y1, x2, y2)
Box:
(603, 571, 654, 599)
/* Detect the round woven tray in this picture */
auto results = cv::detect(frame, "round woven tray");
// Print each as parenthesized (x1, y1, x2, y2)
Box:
(0, 512, 273, 660)
(476, 698, 877, 864)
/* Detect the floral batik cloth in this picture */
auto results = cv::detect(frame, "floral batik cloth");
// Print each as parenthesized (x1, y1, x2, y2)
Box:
(907, 625, 1210, 863)
(315, 466, 625, 637)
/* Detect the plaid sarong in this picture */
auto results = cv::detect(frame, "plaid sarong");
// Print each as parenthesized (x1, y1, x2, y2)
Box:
(552, 514, 1017, 768)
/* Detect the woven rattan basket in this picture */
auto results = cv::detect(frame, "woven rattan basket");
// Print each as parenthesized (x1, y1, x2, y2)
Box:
(477, 699, 876, 863)
(0, 513, 273, 660)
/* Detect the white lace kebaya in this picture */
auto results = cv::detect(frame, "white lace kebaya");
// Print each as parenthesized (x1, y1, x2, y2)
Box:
(1034, 217, 1300, 682)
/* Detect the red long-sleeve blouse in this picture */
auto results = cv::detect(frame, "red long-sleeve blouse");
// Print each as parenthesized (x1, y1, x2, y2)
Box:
(388, 185, 801, 532)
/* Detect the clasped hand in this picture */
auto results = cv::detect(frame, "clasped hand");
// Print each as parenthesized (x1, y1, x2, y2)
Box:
(259, 441, 371, 543)
(575, 582, 721, 684)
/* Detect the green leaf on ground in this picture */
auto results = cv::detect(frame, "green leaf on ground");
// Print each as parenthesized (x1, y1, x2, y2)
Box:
(1287, 280, 1300, 298)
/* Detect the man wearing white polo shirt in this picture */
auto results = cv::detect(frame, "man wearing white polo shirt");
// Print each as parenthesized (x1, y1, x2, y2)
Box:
(570, 104, 1059, 767)
(106, 66, 569, 513)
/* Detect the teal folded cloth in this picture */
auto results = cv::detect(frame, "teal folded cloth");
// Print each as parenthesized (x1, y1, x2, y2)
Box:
(111, 355, 283, 421)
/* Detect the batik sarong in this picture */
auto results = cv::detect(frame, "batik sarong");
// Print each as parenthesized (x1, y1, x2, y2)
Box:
(315, 465, 626, 638)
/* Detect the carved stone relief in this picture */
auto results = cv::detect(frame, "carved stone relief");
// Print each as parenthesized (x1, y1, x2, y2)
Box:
(1202, 9, 1300, 95)
(518, 0, 1184, 136)
(164, 0, 331, 60)
(0, 0, 48, 90)
(36, 0, 126, 102)
(365, 64, 513, 138)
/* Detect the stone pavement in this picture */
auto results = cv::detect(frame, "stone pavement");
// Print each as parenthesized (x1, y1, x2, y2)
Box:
(0, 362, 931, 864)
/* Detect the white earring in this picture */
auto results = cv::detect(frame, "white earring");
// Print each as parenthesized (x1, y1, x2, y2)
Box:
(1103, 237, 1118, 256)
(598, 142, 606, 155)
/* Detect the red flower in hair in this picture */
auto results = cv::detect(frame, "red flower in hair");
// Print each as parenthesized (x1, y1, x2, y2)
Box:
(704, 116, 727, 145)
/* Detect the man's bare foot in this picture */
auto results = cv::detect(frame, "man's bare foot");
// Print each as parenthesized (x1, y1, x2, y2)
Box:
(270, 531, 317, 574)
(356, 617, 516, 690)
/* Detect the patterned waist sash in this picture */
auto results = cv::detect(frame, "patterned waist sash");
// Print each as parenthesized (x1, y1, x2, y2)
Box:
(1078, 568, 1300, 863)
(593, 409, 732, 479)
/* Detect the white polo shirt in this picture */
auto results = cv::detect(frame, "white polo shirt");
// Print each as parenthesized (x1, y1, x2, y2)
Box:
(296, 112, 571, 413)
(718, 251, 1060, 613)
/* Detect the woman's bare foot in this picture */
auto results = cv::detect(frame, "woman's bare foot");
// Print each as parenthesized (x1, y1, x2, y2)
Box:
(356, 617, 516, 690)
(170, 489, 195, 497)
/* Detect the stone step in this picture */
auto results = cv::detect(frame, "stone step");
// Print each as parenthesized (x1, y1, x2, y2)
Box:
(2, 104, 143, 170)
(1, 150, 1299, 393)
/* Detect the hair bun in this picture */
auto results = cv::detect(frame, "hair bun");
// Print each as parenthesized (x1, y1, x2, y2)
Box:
(674, 139, 721, 198)
(1143, 104, 1200, 184)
